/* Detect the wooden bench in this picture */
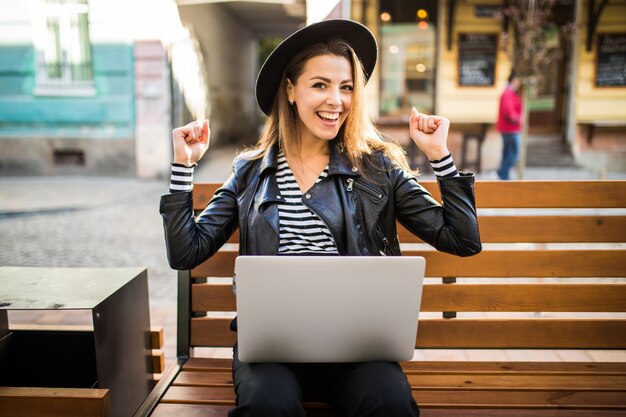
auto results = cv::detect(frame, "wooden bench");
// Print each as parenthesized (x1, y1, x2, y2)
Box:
(137, 180, 626, 417)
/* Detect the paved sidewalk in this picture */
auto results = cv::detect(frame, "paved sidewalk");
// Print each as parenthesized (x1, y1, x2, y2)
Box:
(1, 145, 625, 365)
(0, 146, 239, 363)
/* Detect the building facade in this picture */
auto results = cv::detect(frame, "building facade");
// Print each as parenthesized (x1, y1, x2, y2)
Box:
(2, 0, 623, 176)
(0, 0, 190, 178)
(350, 0, 626, 173)
(0, 0, 305, 177)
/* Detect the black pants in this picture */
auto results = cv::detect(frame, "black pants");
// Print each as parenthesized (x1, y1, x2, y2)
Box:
(228, 346, 420, 417)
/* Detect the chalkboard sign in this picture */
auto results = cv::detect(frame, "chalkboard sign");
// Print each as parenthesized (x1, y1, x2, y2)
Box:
(474, 5, 500, 18)
(595, 33, 626, 87)
(458, 33, 497, 87)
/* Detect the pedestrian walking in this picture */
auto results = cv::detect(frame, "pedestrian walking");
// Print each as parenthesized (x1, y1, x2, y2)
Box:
(496, 71, 523, 180)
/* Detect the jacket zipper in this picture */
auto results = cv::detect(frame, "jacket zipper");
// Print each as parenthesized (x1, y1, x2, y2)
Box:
(346, 178, 387, 255)
(346, 178, 383, 199)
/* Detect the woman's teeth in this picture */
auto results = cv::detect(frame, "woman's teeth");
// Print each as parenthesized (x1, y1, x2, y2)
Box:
(318, 112, 339, 121)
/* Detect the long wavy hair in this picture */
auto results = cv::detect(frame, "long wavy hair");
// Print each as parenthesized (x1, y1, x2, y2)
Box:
(248, 38, 412, 174)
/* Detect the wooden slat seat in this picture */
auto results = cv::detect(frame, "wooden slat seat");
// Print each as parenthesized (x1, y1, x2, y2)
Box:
(151, 406, 626, 417)
(135, 180, 626, 417)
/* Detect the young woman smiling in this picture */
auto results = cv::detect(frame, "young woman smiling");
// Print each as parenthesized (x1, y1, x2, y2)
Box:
(161, 19, 481, 417)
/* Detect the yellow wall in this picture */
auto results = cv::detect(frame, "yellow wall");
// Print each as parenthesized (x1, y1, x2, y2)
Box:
(575, 0, 626, 122)
(437, 0, 508, 123)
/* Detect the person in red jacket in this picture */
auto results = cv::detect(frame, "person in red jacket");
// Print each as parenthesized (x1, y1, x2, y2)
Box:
(496, 71, 522, 180)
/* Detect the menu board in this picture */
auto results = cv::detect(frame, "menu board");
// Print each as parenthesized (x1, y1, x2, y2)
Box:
(458, 33, 497, 86)
(474, 5, 500, 18)
(595, 33, 626, 87)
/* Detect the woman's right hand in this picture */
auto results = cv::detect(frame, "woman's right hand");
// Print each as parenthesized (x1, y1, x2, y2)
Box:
(172, 119, 210, 166)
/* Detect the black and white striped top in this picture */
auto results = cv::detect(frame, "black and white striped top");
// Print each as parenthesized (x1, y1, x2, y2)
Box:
(430, 153, 458, 178)
(276, 152, 339, 255)
(169, 163, 195, 193)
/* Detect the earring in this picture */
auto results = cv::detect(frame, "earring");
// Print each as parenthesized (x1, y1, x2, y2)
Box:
(289, 100, 294, 106)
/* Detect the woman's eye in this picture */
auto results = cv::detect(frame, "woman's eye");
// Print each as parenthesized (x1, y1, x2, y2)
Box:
(313, 82, 326, 89)
(342, 85, 354, 91)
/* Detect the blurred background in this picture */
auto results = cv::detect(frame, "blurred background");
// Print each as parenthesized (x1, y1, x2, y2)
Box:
(0, 0, 625, 177)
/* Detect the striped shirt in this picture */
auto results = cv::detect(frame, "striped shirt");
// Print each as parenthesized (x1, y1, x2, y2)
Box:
(276, 152, 339, 255)
(430, 153, 458, 178)
(169, 163, 195, 193)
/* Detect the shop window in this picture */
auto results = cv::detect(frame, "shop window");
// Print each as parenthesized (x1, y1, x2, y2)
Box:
(379, 1, 437, 117)
(32, 0, 95, 96)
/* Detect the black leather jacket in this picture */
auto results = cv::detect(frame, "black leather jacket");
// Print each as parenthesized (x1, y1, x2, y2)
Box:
(160, 142, 481, 270)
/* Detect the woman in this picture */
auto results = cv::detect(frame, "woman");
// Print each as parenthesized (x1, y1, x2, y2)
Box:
(161, 19, 481, 417)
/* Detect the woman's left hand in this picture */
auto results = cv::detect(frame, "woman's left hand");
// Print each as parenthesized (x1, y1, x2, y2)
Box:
(409, 107, 450, 161)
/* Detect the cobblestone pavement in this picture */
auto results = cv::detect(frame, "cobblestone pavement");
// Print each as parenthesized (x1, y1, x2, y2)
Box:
(2, 145, 625, 365)
(0, 145, 239, 363)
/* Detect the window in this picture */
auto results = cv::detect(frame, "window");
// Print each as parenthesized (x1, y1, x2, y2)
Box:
(379, 1, 438, 117)
(33, 0, 95, 96)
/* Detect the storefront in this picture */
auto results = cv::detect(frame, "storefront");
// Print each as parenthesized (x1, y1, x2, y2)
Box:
(351, 0, 626, 173)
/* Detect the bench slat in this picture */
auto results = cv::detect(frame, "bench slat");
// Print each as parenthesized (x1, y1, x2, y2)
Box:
(189, 317, 626, 349)
(0, 387, 110, 417)
(182, 357, 626, 375)
(192, 181, 626, 210)
(151, 403, 626, 417)
(171, 370, 626, 391)
(400, 361, 626, 375)
(399, 216, 626, 243)
(417, 319, 626, 349)
(183, 357, 233, 372)
(192, 283, 626, 313)
(420, 411, 626, 417)
(192, 249, 626, 278)
(409, 374, 626, 390)
(469, 181, 626, 208)
(403, 250, 626, 278)
(161, 385, 626, 408)
(151, 404, 342, 417)
(421, 284, 626, 312)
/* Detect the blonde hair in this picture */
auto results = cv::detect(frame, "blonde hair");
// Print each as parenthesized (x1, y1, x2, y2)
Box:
(249, 38, 413, 174)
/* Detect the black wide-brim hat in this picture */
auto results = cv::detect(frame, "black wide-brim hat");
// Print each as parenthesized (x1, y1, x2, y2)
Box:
(255, 19, 378, 116)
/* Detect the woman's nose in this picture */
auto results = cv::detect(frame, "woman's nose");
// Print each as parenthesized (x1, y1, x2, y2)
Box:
(326, 88, 342, 105)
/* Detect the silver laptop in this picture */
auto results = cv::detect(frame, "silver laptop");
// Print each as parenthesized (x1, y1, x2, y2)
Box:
(234, 255, 425, 363)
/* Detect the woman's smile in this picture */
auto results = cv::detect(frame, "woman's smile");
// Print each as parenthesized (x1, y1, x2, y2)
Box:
(317, 111, 341, 125)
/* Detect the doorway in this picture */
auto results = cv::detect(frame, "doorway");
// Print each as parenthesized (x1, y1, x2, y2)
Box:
(527, 1, 575, 134)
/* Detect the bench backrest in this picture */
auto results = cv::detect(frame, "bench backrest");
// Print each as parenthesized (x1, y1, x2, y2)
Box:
(177, 181, 626, 356)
